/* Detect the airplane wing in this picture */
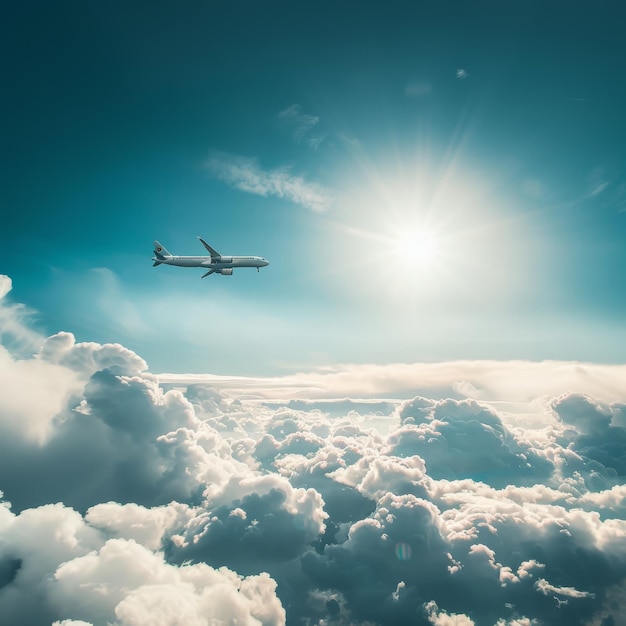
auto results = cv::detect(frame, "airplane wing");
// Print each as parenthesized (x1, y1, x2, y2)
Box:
(198, 237, 221, 257)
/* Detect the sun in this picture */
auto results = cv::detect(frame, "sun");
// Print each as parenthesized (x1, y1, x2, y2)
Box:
(395, 229, 440, 268)
(334, 163, 503, 300)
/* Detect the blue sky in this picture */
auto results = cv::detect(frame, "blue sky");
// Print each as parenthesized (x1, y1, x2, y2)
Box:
(3, 0, 626, 374)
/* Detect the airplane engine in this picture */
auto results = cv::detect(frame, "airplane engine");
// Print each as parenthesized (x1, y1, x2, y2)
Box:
(217, 256, 233, 263)
(219, 268, 233, 275)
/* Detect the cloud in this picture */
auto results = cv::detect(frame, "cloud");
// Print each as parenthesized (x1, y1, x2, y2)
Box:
(85, 501, 195, 550)
(1, 276, 626, 625)
(425, 601, 474, 625)
(589, 181, 610, 197)
(390, 398, 554, 488)
(551, 393, 626, 482)
(54, 538, 285, 626)
(406, 81, 432, 98)
(586, 167, 626, 213)
(0, 275, 11, 300)
(0, 501, 285, 625)
(0, 341, 80, 444)
(588, 581, 626, 626)
(0, 275, 43, 353)
(535, 578, 595, 599)
(1, 318, 268, 516)
(169, 482, 327, 576)
(276, 104, 327, 149)
(159, 360, 626, 405)
(456, 69, 469, 79)
(38, 331, 148, 376)
(205, 152, 332, 212)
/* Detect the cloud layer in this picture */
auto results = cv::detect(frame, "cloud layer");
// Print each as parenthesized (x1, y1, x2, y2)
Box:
(1, 275, 625, 625)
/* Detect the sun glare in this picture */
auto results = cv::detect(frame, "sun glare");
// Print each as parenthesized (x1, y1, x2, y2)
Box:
(396, 230, 440, 267)
(334, 162, 518, 304)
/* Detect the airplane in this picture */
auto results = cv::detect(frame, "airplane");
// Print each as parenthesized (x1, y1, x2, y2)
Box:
(152, 237, 269, 278)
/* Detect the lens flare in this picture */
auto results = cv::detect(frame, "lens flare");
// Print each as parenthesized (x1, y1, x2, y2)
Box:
(395, 542, 412, 561)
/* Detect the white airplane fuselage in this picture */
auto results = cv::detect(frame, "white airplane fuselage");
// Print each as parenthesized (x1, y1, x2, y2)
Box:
(152, 237, 269, 278)
(158, 255, 268, 270)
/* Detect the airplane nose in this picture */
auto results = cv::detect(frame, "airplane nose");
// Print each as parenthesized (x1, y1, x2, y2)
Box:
(263, 259, 270, 266)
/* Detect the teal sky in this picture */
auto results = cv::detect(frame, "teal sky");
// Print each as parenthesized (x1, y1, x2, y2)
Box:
(3, 0, 626, 374)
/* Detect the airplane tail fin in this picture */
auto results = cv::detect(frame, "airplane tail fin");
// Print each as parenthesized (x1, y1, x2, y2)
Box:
(153, 241, 172, 258)
(152, 241, 172, 267)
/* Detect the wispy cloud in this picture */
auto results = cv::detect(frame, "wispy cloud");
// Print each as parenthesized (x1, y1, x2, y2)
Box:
(589, 180, 610, 198)
(456, 68, 469, 79)
(205, 152, 333, 212)
(276, 104, 328, 149)
(535, 579, 596, 599)
(586, 167, 626, 212)
(405, 80, 432, 98)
